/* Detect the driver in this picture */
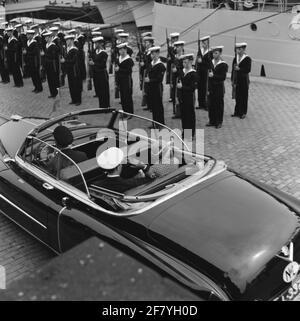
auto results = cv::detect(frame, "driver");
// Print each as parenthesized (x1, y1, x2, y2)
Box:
(94, 147, 157, 193)
(48, 126, 88, 173)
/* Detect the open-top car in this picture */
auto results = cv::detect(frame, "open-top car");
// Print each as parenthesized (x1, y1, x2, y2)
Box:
(0, 108, 300, 301)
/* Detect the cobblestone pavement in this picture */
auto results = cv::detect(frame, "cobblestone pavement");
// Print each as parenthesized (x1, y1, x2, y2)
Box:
(0, 67, 300, 287)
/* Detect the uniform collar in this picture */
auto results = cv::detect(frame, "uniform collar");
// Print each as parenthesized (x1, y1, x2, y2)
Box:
(8, 36, 17, 42)
(96, 48, 105, 54)
(237, 53, 247, 64)
(201, 48, 209, 55)
(183, 68, 196, 75)
(46, 42, 55, 48)
(27, 38, 36, 45)
(67, 46, 77, 53)
(119, 54, 130, 63)
(151, 58, 162, 66)
(213, 58, 225, 67)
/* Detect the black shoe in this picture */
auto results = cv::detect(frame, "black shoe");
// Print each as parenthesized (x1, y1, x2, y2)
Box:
(240, 115, 246, 119)
(172, 115, 181, 119)
(15, 84, 23, 87)
(143, 107, 150, 111)
(231, 114, 238, 117)
(75, 102, 81, 106)
(69, 101, 75, 105)
(35, 89, 43, 93)
(2, 81, 9, 84)
(215, 124, 222, 129)
(32, 89, 37, 92)
(206, 123, 214, 127)
(48, 95, 55, 98)
(93, 95, 98, 97)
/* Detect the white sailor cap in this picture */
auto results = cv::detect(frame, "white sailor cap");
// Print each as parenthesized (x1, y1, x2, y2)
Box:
(10, 18, 19, 23)
(141, 31, 152, 37)
(143, 36, 155, 42)
(67, 29, 76, 34)
(96, 147, 124, 170)
(92, 36, 104, 43)
(15, 24, 23, 29)
(65, 34, 75, 40)
(200, 35, 210, 41)
(210, 45, 224, 52)
(26, 29, 35, 34)
(118, 32, 129, 38)
(30, 24, 39, 29)
(75, 25, 83, 29)
(170, 32, 180, 38)
(235, 42, 247, 48)
(116, 42, 128, 49)
(91, 31, 102, 36)
(173, 40, 185, 46)
(53, 22, 61, 26)
(180, 53, 194, 60)
(243, 0, 254, 8)
(92, 27, 101, 32)
(49, 26, 59, 31)
(43, 31, 52, 37)
(25, 19, 32, 24)
(114, 28, 124, 34)
(6, 27, 14, 32)
(148, 46, 161, 52)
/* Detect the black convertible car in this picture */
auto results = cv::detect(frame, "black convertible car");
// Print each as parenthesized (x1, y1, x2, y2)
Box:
(0, 108, 300, 301)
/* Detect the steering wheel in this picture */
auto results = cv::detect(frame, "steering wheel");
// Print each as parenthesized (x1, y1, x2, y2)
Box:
(34, 138, 57, 164)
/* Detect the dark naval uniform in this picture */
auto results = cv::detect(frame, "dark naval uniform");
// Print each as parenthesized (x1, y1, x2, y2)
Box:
(141, 49, 152, 110)
(196, 49, 212, 109)
(65, 46, 82, 104)
(7, 35, 23, 86)
(45, 41, 60, 97)
(0, 34, 10, 83)
(172, 55, 184, 117)
(116, 54, 134, 114)
(26, 38, 43, 92)
(166, 45, 176, 86)
(208, 59, 228, 127)
(75, 33, 86, 81)
(92, 49, 110, 108)
(147, 59, 166, 124)
(231, 54, 251, 117)
(180, 69, 198, 138)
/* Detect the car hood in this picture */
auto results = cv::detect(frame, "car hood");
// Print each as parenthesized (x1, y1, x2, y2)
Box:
(148, 171, 300, 295)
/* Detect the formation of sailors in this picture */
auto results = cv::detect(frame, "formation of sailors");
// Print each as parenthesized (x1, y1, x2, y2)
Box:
(0, 19, 252, 139)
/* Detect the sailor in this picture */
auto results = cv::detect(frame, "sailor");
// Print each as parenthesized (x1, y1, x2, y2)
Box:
(177, 53, 198, 139)
(144, 46, 166, 125)
(61, 34, 82, 106)
(44, 31, 60, 98)
(195, 35, 212, 110)
(14, 23, 27, 77)
(140, 36, 155, 111)
(231, 42, 251, 119)
(118, 33, 133, 57)
(74, 25, 87, 81)
(206, 46, 228, 129)
(0, 25, 10, 83)
(89, 36, 110, 108)
(6, 26, 23, 87)
(167, 32, 180, 102)
(25, 29, 43, 92)
(90, 31, 102, 97)
(171, 40, 185, 119)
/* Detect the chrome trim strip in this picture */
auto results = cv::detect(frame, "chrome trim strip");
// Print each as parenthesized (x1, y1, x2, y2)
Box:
(0, 194, 47, 229)
(57, 206, 66, 253)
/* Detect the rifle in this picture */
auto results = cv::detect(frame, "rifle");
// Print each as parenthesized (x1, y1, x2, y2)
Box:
(59, 41, 66, 87)
(232, 35, 237, 99)
(173, 58, 182, 118)
(197, 30, 203, 60)
(87, 28, 93, 91)
(109, 33, 115, 75)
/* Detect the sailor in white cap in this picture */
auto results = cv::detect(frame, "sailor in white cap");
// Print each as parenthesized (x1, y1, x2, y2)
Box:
(89, 36, 110, 108)
(61, 34, 82, 105)
(44, 30, 60, 98)
(94, 147, 156, 193)
(144, 46, 166, 125)
(171, 40, 185, 119)
(26, 29, 43, 92)
(231, 42, 251, 119)
(115, 42, 134, 114)
(196, 35, 212, 110)
(6, 26, 23, 87)
(206, 46, 228, 129)
(0, 24, 10, 83)
(177, 54, 197, 139)
(118, 32, 133, 57)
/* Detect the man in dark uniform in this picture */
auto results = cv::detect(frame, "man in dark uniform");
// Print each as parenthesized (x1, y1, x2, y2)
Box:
(74, 25, 86, 81)
(115, 42, 134, 114)
(89, 36, 110, 108)
(167, 32, 179, 103)
(118, 32, 133, 57)
(0, 25, 10, 83)
(25, 29, 43, 92)
(144, 46, 166, 125)
(6, 27, 23, 87)
(15, 23, 28, 78)
(177, 53, 198, 140)
(231, 42, 252, 119)
(195, 35, 212, 110)
(44, 31, 60, 98)
(61, 34, 82, 106)
(206, 46, 228, 129)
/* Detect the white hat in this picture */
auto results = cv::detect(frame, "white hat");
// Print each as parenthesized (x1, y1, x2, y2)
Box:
(6, 27, 13, 32)
(65, 34, 75, 40)
(173, 40, 185, 46)
(118, 32, 129, 38)
(141, 31, 152, 37)
(170, 32, 180, 38)
(211, 45, 224, 51)
(96, 147, 124, 170)
(30, 24, 39, 29)
(235, 42, 247, 48)
(243, 0, 254, 8)
(43, 32, 52, 37)
(25, 19, 32, 24)
(180, 53, 194, 60)
(148, 46, 160, 52)
(92, 36, 104, 42)
(200, 35, 210, 41)
(75, 25, 83, 29)
(117, 42, 128, 49)
(114, 28, 124, 34)
(53, 22, 61, 26)
(67, 29, 76, 34)
(15, 24, 23, 29)
(92, 27, 101, 32)
(10, 18, 19, 23)
(143, 36, 155, 42)
(49, 26, 59, 31)
(91, 31, 102, 36)
(26, 29, 35, 34)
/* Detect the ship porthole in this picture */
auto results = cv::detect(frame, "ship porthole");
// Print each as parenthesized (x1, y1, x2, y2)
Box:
(250, 23, 257, 31)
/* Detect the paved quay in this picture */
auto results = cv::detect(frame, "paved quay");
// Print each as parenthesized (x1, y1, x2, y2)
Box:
(0, 68, 300, 288)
